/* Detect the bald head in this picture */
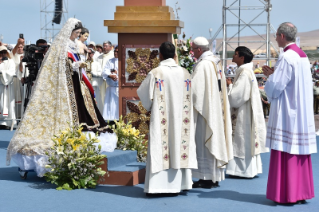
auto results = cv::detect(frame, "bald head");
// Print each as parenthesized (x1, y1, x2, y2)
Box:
(277, 22, 297, 42)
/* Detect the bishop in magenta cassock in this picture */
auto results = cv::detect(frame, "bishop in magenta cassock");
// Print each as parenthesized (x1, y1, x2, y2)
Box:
(263, 22, 316, 204)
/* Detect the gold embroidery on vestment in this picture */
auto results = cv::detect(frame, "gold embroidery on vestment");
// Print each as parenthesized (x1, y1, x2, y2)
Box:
(66, 59, 80, 126)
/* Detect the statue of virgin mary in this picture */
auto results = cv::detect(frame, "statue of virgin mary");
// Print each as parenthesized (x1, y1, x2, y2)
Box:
(6, 18, 117, 176)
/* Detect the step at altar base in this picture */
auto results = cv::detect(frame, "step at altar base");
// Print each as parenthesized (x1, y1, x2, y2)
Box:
(98, 150, 146, 186)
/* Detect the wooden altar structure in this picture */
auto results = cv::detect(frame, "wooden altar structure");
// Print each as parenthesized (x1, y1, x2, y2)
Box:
(104, 0, 183, 119)
(101, 0, 183, 186)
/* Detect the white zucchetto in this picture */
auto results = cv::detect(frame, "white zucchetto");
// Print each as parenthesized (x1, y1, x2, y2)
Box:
(193, 37, 209, 46)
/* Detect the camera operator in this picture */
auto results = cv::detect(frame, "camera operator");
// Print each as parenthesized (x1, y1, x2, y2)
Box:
(0, 46, 16, 129)
(19, 39, 48, 112)
(19, 39, 48, 83)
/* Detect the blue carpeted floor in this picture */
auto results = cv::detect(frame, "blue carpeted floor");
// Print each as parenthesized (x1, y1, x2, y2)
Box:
(0, 129, 318, 212)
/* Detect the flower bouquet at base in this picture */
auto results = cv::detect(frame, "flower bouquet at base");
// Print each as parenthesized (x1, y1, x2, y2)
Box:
(44, 124, 107, 190)
(111, 115, 148, 162)
(176, 34, 197, 74)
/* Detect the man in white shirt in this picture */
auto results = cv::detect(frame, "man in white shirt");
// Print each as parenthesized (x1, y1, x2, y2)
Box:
(102, 46, 119, 121)
(97, 41, 114, 114)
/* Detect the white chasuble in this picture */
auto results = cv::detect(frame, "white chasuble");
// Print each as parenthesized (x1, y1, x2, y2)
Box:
(265, 43, 317, 155)
(191, 51, 233, 182)
(0, 58, 16, 127)
(226, 62, 268, 178)
(137, 58, 197, 193)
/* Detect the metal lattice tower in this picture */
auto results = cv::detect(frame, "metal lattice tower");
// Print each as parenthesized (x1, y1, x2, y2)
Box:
(212, 0, 279, 71)
(40, 0, 68, 43)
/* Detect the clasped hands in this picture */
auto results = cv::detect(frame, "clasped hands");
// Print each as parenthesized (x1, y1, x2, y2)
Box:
(262, 65, 274, 77)
(109, 74, 118, 81)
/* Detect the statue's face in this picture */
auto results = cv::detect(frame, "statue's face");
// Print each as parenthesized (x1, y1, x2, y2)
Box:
(80, 32, 89, 42)
(70, 29, 81, 41)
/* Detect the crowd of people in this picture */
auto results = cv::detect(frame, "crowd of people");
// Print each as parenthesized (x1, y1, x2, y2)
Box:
(0, 19, 316, 205)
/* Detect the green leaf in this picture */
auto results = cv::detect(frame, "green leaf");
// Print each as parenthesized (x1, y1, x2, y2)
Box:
(56, 187, 63, 190)
(62, 183, 72, 190)
(80, 179, 86, 187)
(72, 178, 78, 186)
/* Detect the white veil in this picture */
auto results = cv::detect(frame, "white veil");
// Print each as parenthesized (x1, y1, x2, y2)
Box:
(6, 18, 81, 165)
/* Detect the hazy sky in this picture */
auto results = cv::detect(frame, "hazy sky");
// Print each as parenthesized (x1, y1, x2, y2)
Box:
(1, 0, 318, 45)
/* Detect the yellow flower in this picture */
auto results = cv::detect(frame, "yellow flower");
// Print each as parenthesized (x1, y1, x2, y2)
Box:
(66, 138, 75, 145)
(130, 128, 140, 137)
(72, 144, 80, 151)
(61, 130, 68, 135)
(79, 134, 87, 143)
(57, 138, 63, 145)
(77, 127, 83, 134)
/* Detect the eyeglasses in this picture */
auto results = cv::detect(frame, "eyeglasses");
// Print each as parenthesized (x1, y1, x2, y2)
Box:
(0, 51, 7, 54)
(114, 51, 119, 53)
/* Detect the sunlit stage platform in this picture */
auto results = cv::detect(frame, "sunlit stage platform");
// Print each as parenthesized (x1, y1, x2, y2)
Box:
(0, 130, 318, 212)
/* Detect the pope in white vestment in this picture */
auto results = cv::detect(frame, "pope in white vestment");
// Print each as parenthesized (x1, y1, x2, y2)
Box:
(264, 22, 316, 203)
(137, 42, 197, 194)
(191, 37, 233, 188)
(225, 47, 268, 178)
(0, 46, 16, 128)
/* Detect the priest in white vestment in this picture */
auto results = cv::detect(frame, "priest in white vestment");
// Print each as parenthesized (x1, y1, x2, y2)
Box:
(225, 46, 268, 178)
(137, 42, 197, 195)
(263, 22, 316, 204)
(97, 41, 114, 113)
(102, 46, 119, 121)
(0, 46, 16, 128)
(9, 39, 24, 119)
(191, 37, 233, 188)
